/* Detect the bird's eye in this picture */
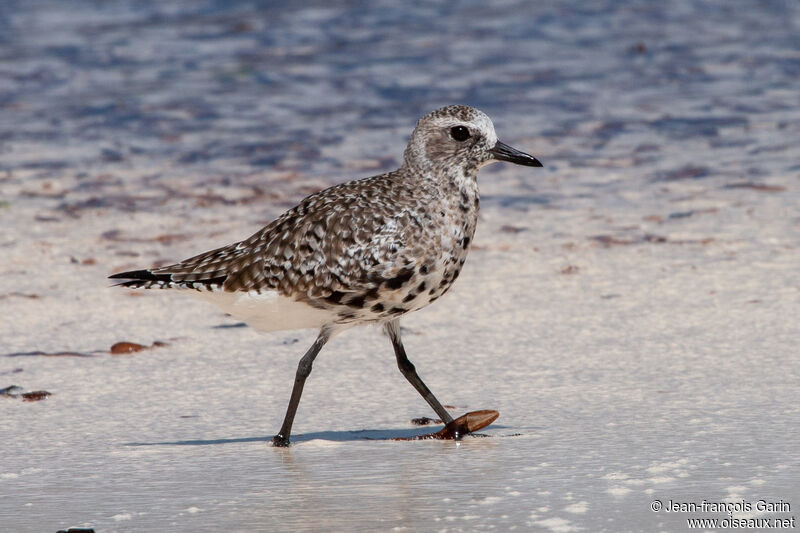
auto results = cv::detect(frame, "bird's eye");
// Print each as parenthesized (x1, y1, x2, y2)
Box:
(450, 125, 471, 142)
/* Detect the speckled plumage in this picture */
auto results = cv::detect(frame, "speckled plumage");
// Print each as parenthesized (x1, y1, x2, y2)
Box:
(110, 104, 542, 445)
(114, 105, 500, 328)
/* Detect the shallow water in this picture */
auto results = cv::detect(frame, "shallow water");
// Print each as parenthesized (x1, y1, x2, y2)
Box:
(1, 1, 799, 532)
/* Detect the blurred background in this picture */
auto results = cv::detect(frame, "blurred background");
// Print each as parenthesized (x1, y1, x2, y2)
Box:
(1, 2, 798, 532)
(1, 0, 797, 217)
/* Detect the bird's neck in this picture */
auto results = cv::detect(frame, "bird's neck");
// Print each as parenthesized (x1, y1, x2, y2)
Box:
(397, 160, 480, 213)
(436, 162, 479, 190)
(430, 166, 480, 223)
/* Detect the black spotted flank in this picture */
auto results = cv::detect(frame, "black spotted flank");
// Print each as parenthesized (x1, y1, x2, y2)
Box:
(371, 303, 385, 313)
(324, 291, 367, 309)
(326, 290, 347, 305)
(346, 294, 367, 309)
(385, 267, 415, 290)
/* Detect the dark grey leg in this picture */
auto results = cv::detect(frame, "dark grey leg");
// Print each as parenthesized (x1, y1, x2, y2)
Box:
(272, 330, 330, 447)
(385, 320, 459, 436)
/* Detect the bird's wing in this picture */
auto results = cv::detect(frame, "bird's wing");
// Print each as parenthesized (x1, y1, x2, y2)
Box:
(110, 171, 431, 303)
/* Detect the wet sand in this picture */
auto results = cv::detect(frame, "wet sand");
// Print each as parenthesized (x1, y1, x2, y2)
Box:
(2, 1, 798, 531)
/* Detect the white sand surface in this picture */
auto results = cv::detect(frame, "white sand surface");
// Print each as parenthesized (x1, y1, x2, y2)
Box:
(1, 1, 798, 531)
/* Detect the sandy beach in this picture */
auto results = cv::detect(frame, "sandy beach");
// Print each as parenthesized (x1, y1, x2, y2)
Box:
(1, 1, 798, 531)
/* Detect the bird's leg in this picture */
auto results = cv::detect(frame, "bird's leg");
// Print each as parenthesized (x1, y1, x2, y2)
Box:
(385, 320, 463, 439)
(272, 330, 330, 447)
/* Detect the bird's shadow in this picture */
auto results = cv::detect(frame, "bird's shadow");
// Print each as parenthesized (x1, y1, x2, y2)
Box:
(124, 425, 515, 447)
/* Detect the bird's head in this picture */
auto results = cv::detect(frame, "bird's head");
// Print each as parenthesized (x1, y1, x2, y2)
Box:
(403, 105, 542, 175)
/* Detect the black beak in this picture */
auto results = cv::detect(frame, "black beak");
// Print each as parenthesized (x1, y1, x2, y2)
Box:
(490, 140, 543, 167)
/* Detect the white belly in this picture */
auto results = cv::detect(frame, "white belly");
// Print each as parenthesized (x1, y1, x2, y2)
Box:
(193, 289, 333, 333)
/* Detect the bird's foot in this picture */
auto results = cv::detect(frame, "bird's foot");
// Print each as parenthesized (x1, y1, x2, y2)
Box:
(441, 420, 464, 440)
(271, 433, 290, 447)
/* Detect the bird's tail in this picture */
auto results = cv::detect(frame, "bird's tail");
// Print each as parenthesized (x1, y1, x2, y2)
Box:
(108, 269, 176, 289)
(108, 265, 229, 290)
